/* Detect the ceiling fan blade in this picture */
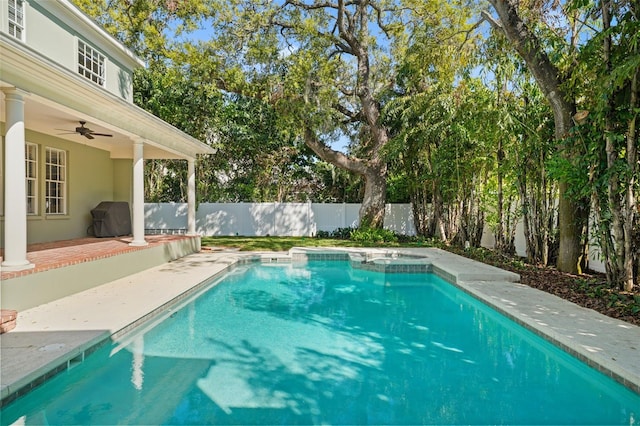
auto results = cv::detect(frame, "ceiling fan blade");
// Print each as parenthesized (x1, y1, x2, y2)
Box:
(58, 121, 113, 139)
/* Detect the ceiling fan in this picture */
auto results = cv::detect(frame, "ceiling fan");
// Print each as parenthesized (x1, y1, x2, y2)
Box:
(67, 121, 113, 140)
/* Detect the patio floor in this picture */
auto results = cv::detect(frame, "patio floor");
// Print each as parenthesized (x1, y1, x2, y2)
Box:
(0, 235, 195, 281)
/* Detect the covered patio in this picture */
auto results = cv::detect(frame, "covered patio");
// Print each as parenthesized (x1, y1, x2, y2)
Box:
(1, 7, 215, 313)
(1, 19, 215, 274)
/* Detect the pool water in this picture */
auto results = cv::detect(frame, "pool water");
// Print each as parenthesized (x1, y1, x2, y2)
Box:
(1, 261, 639, 425)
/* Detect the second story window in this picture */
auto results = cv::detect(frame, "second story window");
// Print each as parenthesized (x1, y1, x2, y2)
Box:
(8, 0, 25, 41)
(78, 40, 105, 86)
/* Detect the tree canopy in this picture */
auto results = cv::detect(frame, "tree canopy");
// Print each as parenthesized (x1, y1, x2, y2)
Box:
(74, 0, 639, 290)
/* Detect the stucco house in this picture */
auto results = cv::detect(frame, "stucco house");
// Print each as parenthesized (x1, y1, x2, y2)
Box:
(0, 0, 215, 308)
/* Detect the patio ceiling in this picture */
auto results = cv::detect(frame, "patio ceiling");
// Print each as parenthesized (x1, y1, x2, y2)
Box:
(0, 33, 215, 160)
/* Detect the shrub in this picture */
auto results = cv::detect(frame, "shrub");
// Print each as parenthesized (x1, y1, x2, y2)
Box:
(350, 227, 398, 243)
(331, 227, 355, 239)
(316, 227, 355, 240)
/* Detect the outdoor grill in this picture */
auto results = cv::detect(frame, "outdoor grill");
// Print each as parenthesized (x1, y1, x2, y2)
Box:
(90, 201, 132, 237)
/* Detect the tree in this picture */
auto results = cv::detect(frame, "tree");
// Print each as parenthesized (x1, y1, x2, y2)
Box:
(76, 1, 345, 204)
(135, 65, 327, 203)
(78, 0, 408, 227)
(73, 0, 212, 60)
(382, 0, 481, 241)
(513, 83, 557, 265)
(476, 31, 559, 262)
(133, 64, 220, 202)
(567, 0, 639, 291)
(483, 0, 589, 274)
(214, 0, 400, 227)
(384, 79, 494, 245)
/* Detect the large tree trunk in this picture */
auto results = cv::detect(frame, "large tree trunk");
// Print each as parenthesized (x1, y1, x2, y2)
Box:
(484, 1, 587, 273)
(360, 159, 387, 227)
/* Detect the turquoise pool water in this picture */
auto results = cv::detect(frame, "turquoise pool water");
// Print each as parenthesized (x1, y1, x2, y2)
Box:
(1, 260, 639, 425)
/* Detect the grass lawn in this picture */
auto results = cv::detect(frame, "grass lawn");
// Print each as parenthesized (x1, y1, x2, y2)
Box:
(201, 236, 431, 251)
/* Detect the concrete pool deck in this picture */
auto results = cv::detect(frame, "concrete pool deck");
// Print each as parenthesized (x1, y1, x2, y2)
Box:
(1, 247, 639, 406)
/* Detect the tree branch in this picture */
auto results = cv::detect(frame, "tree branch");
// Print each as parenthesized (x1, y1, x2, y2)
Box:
(334, 102, 362, 122)
(303, 125, 368, 176)
(481, 9, 502, 30)
(369, 2, 391, 37)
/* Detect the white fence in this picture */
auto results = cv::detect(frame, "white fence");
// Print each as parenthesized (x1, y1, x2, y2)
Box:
(144, 202, 605, 273)
(145, 202, 416, 237)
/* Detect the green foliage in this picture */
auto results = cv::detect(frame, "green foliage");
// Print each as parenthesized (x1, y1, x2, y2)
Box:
(315, 227, 354, 240)
(577, 279, 640, 316)
(73, 0, 213, 60)
(560, 1, 640, 288)
(350, 227, 398, 244)
(386, 173, 411, 203)
(304, 162, 363, 203)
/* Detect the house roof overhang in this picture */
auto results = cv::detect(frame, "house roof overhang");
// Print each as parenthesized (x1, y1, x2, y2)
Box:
(0, 33, 215, 160)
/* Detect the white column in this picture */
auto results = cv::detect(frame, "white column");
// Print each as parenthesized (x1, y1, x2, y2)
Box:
(187, 158, 196, 235)
(129, 139, 147, 246)
(2, 89, 34, 271)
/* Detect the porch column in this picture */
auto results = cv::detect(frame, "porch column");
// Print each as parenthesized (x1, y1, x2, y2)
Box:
(187, 158, 196, 235)
(129, 138, 147, 246)
(1, 89, 34, 271)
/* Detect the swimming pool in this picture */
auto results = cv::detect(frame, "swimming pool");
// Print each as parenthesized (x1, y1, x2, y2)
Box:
(1, 260, 639, 425)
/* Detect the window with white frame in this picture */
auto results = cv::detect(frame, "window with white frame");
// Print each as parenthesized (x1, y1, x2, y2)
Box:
(45, 147, 66, 215)
(26, 142, 38, 215)
(78, 40, 105, 86)
(8, 0, 25, 41)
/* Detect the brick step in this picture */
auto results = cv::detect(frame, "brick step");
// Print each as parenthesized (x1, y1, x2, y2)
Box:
(1, 309, 18, 334)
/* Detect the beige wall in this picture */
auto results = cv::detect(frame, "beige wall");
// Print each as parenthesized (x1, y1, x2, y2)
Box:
(113, 159, 133, 203)
(1, 130, 130, 246)
(26, 2, 75, 69)
(4, 2, 136, 102)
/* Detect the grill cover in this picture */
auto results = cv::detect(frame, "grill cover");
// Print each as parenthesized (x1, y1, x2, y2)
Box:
(91, 201, 132, 237)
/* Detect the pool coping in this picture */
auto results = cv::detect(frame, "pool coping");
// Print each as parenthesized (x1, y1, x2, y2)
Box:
(1, 247, 638, 407)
